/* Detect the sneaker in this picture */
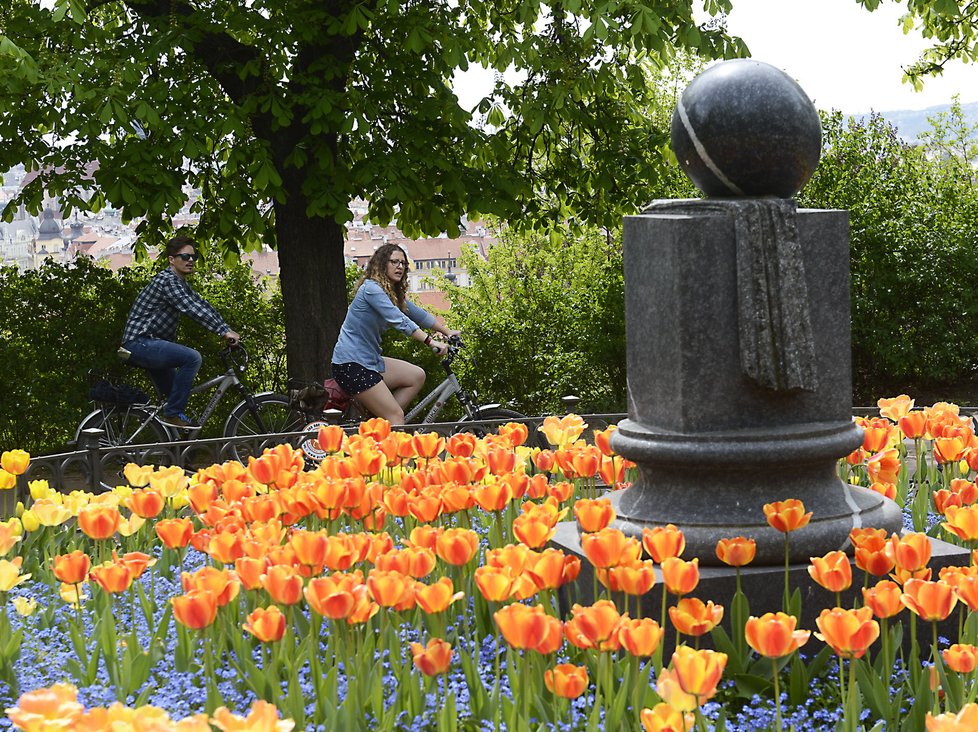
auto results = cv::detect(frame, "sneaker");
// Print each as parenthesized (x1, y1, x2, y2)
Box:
(160, 413, 199, 429)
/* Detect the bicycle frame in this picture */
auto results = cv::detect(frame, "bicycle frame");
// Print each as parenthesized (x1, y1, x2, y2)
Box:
(403, 372, 469, 424)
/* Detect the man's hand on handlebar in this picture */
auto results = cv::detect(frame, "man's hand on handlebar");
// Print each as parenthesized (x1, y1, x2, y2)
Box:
(224, 330, 241, 347)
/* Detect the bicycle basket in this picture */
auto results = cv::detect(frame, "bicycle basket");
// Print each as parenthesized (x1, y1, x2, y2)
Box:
(89, 378, 150, 406)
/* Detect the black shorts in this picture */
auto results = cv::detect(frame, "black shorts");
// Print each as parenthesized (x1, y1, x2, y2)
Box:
(331, 362, 383, 396)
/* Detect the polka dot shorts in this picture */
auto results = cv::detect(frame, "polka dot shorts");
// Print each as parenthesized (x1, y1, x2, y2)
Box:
(331, 362, 383, 396)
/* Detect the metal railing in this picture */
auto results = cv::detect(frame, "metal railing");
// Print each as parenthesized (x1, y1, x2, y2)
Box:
(6, 411, 628, 508)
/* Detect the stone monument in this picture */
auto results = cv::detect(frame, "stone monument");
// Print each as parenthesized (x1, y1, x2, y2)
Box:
(560, 59, 906, 568)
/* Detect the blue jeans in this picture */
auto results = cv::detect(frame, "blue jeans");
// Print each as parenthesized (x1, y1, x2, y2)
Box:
(123, 338, 202, 417)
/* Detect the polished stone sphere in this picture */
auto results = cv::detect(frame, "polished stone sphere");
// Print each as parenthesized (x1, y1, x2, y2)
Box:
(671, 59, 822, 199)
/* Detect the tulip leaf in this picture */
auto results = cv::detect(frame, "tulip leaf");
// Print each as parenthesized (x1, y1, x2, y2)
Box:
(731, 672, 772, 698)
(788, 654, 808, 706)
(936, 653, 963, 711)
(854, 657, 893, 720)
(902, 682, 931, 732)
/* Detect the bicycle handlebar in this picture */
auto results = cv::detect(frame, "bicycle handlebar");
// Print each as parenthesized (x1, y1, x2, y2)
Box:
(219, 343, 249, 372)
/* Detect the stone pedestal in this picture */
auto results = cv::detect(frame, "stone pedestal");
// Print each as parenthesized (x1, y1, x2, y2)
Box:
(605, 203, 901, 564)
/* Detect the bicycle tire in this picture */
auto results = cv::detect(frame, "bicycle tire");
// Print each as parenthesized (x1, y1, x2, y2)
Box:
(74, 406, 175, 491)
(457, 408, 546, 448)
(223, 393, 305, 463)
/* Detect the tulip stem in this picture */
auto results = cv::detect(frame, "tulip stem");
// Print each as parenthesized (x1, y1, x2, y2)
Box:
(772, 657, 782, 731)
(783, 536, 791, 616)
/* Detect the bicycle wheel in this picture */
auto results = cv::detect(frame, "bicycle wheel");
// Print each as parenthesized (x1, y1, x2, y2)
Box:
(223, 393, 305, 462)
(74, 406, 175, 491)
(457, 408, 546, 448)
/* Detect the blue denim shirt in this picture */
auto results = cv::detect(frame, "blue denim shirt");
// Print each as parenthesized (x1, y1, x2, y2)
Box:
(331, 279, 436, 372)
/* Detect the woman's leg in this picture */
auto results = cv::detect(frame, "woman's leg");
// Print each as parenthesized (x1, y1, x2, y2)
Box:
(355, 381, 405, 424)
(381, 357, 426, 410)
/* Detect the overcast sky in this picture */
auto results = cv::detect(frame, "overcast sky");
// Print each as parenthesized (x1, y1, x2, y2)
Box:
(454, 1, 978, 115)
(724, 0, 978, 113)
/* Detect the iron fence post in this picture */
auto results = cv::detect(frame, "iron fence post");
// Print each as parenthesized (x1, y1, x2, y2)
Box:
(81, 428, 105, 493)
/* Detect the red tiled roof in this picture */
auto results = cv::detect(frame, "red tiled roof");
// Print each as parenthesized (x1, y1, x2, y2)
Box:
(412, 291, 452, 313)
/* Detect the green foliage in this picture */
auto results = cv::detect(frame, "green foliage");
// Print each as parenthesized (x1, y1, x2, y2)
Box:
(444, 225, 627, 415)
(0, 258, 284, 454)
(798, 105, 978, 400)
(0, 0, 745, 381)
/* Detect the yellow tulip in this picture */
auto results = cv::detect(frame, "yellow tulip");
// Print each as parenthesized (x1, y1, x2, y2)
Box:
(31, 500, 72, 527)
(28, 479, 52, 500)
(1, 449, 29, 475)
(20, 510, 39, 533)
(0, 471, 15, 491)
(150, 466, 188, 498)
(59, 581, 89, 606)
(118, 514, 146, 537)
(12, 596, 37, 617)
(0, 556, 31, 591)
(123, 462, 154, 487)
(171, 493, 191, 511)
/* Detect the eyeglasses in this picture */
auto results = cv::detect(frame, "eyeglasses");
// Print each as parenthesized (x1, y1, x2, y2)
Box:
(389, 259, 408, 269)
(173, 253, 198, 262)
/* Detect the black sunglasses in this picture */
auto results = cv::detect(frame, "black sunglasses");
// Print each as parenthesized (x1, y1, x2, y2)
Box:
(173, 253, 198, 262)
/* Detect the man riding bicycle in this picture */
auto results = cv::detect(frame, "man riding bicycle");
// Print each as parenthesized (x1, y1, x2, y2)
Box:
(121, 235, 240, 430)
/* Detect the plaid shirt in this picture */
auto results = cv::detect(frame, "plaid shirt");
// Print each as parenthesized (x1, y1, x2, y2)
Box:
(121, 268, 230, 344)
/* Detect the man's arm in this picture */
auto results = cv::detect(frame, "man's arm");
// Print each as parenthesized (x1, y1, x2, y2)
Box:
(161, 273, 232, 337)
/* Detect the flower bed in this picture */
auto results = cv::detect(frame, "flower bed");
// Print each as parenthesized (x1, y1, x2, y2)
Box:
(0, 402, 977, 731)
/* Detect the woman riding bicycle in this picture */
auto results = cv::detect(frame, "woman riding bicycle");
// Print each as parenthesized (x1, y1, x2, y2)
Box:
(331, 243, 460, 424)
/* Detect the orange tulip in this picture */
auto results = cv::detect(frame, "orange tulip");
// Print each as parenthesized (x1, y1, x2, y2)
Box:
(899, 411, 928, 440)
(744, 612, 810, 658)
(5, 683, 85, 731)
(763, 499, 812, 533)
(952, 575, 978, 612)
(669, 597, 724, 637)
(715, 537, 756, 567)
(533, 449, 556, 472)
(563, 600, 624, 652)
(410, 638, 453, 676)
(486, 447, 516, 476)
(445, 433, 477, 457)
(574, 498, 616, 533)
(472, 481, 513, 512)
(367, 569, 415, 608)
(901, 578, 957, 621)
(77, 505, 122, 540)
(90, 561, 133, 594)
(125, 488, 166, 519)
(289, 529, 329, 568)
(52, 551, 91, 585)
(886, 532, 932, 573)
(854, 535, 895, 577)
(859, 416, 893, 453)
(474, 566, 516, 602)
(304, 575, 367, 620)
(235, 557, 269, 591)
(210, 700, 293, 731)
(156, 518, 194, 549)
(618, 617, 664, 657)
(661, 557, 700, 596)
(209, 532, 245, 565)
(670, 645, 727, 700)
(526, 549, 581, 591)
(640, 703, 695, 732)
(926, 703, 978, 731)
(867, 448, 902, 484)
(862, 580, 904, 619)
(944, 644, 978, 674)
(808, 551, 853, 593)
(173, 589, 219, 629)
(414, 577, 464, 614)
(814, 606, 880, 659)
(581, 528, 641, 569)
(316, 424, 345, 454)
(512, 512, 556, 549)
(544, 664, 589, 699)
(494, 602, 562, 652)
(878, 395, 914, 422)
(606, 560, 656, 596)
(262, 565, 304, 606)
(944, 505, 978, 542)
(244, 606, 287, 643)
(435, 528, 479, 566)
(411, 432, 445, 460)
(655, 667, 699, 713)
(641, 524, 685, 562)
(118, 551, 156, 580)
(181, 566, 240, 607)
(358, 417, 392, 442)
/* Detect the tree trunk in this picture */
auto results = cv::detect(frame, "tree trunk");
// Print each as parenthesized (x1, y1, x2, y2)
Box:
(274, 172, 347, 385)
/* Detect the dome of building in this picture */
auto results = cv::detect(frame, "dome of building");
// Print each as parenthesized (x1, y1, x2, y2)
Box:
(38, 207, 63, 240)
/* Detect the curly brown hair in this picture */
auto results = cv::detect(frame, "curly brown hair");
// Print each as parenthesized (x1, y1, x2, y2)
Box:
(356, 243, 409, 312)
